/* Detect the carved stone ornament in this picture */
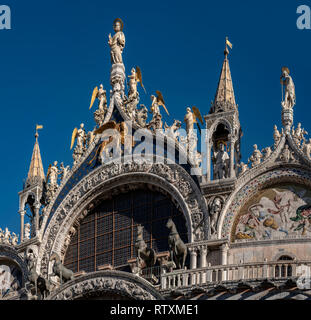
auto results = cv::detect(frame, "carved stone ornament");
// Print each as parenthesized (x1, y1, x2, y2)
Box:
(46, 271, 163, 300)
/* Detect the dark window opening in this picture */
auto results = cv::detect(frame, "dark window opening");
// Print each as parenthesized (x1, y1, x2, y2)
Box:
(64, 189, 188, 273)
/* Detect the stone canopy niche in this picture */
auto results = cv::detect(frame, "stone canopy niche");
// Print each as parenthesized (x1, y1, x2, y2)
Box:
(232, 184, 311, 242)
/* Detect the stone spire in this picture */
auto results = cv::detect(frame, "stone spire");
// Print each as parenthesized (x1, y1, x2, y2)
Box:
(25, 129, 45, 188)
(210, 38, 236, 114)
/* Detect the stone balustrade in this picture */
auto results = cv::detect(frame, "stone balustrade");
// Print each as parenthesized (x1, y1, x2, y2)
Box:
(160, 260, 311, 290)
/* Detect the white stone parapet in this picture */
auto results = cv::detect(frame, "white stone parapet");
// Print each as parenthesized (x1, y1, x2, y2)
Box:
(160, 259, 310, 290)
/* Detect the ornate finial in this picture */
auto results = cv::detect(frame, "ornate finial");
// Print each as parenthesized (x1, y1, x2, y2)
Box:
(26, 125, 45, 188)
(35, 124, 43, 139)
(225, 36, 232, 58)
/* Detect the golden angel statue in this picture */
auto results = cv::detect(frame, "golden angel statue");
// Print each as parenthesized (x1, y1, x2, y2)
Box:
(70, 124, 86, 165)
(89, 84, 107, 111)
(128, 66, 146, 99)
(150, 91, 169, 117)
(70, 123, 86, 151)
(184, 106, 203, 135)
(108, 18, 125, 65)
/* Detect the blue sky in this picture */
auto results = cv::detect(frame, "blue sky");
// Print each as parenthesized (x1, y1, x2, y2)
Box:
(0, 0, 310, 233)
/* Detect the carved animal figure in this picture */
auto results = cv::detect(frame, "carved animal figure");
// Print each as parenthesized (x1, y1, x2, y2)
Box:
(37, 276, 51, 299)
(135, 225, 156, 269)
(166, 218, 187, 269)
(50, 252, 74, 283)
(26, 248, 38, 286)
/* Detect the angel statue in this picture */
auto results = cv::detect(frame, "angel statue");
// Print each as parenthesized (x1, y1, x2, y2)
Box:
(90, 84, 107, 112)
(108, 18, 125, 65)
(90, 85, 107, 126)
(70, 123, 86, 165)
(184, 106, 203, 136)
(280, 66, 296, 110)
(128, 66, 146, 100)
(147, 91, 169, 130)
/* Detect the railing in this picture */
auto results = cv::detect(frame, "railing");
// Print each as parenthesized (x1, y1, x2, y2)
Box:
(160, 260, 311, 290)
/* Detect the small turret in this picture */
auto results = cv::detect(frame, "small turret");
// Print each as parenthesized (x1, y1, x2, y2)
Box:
(18, 126, 45, 241)
(204, 38, 242, 182)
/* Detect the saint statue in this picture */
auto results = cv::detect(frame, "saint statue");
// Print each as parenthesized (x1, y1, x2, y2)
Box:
(184, 107, 195, 136)
(249, 144, 262, 167)
(280, 67, 296, 109)
(108, 18, 125, 65)
(213, 142, 230, 180)
(48, 161, 59, 187)
(209, 198, 222, 236)
(128, 68, 138, 100)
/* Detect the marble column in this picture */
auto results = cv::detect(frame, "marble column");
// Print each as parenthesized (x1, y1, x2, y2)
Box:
(206, 130, 211, 181)
(220, 243, 229, 281)
(189, 248, 198, 270)
(229, 136, 236, 178)
(199, 245, 208, 284)
(19, 210, 25, 242)
(34, 202, 41, 236)
(199, 245, 208, 268)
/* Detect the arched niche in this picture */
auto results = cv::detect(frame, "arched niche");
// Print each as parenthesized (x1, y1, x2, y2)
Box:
(219, 167, 311, 240)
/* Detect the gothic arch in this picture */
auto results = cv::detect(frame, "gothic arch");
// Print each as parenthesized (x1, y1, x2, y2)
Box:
(209, 118, 233, 139)
(273, 252, 297, 261)
(38, 161, 208, 275)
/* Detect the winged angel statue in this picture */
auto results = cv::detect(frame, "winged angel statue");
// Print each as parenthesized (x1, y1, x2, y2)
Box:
(147, 91, 169, 130)
(70, 124, 86, 165)
(89, 84, 107, 126)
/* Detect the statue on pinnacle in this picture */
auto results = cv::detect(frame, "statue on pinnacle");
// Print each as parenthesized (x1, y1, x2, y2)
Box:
(108, 18, 125, 65)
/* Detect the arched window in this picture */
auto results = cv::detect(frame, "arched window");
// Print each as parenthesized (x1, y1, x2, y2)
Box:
(64, 189, 188, 273)
(275, 255, 293, 278)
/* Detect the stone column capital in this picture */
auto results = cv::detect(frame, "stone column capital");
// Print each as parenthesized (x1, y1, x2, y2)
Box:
(220, 243, 229, 252)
